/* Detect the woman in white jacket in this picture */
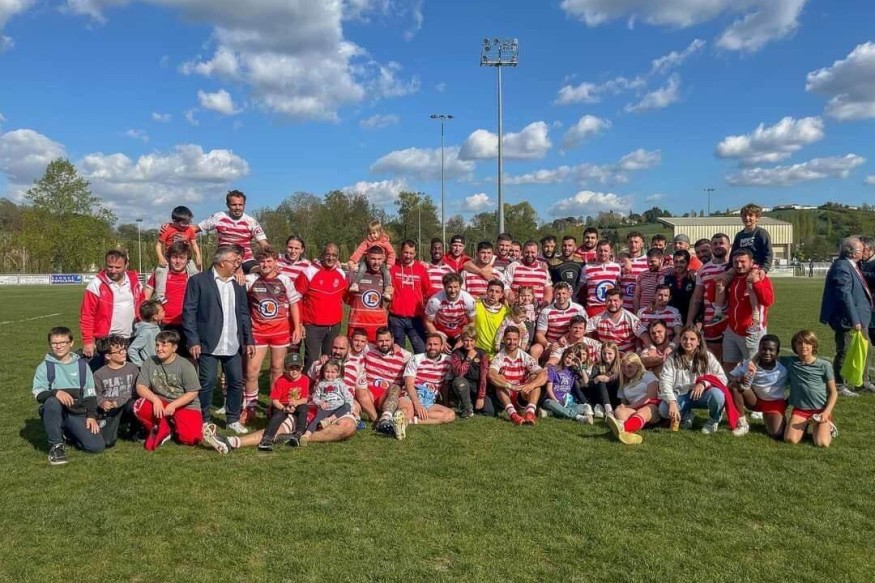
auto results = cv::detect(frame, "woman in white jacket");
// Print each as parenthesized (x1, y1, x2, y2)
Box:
(658, 326, 727, 434)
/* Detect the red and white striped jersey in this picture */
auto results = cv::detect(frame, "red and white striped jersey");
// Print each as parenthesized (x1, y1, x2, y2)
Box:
(244, 273, 301, 337)
(536, 301, 587, 344)
(425, 290, 476, 337)
(636, 306, 682, 339)
(586, 309, 640, 353)
(622, 255, 649, 310)
(425, 261, 455, 298)
(278, 257, 312, 283)
(310, 357, 367, 392)
(549, 336, 603, 365)
(463, 270, 493, 299)
(580, 261, 621, 309)
(489, 349, 542, 386)
(403, 353, 451, 390)
(574, 246, 598, 263)
(695, 260, 729, 322)
(198, 212, 266, 262)
(635, 268, 670, 311)
(363, 344, 412, 386)
(504, 260, 552, 303)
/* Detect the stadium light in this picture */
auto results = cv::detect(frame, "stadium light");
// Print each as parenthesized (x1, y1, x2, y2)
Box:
(430, 113, 454, 244)
(135, 218, 143, 274)
(703, 187, 715, 216)
(480, 37, 519, 236)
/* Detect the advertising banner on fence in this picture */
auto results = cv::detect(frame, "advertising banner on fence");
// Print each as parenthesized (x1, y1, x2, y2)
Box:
(0, 275, 19, 285)
(51, 274, 83, 285)
(19, 275, 52, 285)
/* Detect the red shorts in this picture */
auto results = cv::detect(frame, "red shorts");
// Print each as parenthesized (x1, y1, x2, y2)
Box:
(642, 398, 661, 408)
(367, 380, 391, 408)
(703, 319, 727, 343)
(253, 331, 290, 348)
(790, 406, 824, 420)
(753, 398, 787, 415)
(585, 305, 606, 318)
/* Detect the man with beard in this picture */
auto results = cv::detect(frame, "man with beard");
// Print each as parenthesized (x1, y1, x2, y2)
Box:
(509, 241, 523, 262)
(361, 327, 412, 438)
(399, 333, 456, 426)
(425, 238, 455, 298)
(724, 249, 774, 370)
(636, 284, 683, 341)
(548, 236, 584, 298)
(195, 190, 268, 274)
(474, 280, 509, 357)
(539, 235, 559, 266)
(586, 288, 643, 353)
(442, 235, 471, 272)
(638, 320, 673, 374)
(546, 315, 602, 366)
(579, 240, 621, 317)
(489, 327, 547, 425)
(633, 248, 668, 314)
(388, 240, 431, 354)
(345, 246, 389, 343)
(307, 335, 367, 419)
(505, 241, 553, 307)
(295, 243, 349, 371)
(694, 239, 712, 266)
(688, 233, 731, 361)
(425, 272, 476, 347)
(535, 282, 586, 358)
(665, 250, 698, 325)
(80, 249, 145, 370)
(673, 234, 703, 271)
(574, 227, 599, 263)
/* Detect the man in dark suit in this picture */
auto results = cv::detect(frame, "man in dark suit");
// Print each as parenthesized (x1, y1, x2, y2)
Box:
(820, 236, 873, 397)
(183, 245, 255, 433)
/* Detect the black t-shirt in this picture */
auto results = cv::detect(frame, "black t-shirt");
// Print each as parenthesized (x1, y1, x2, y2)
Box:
(549, 258, 584, 295)
(666, 271, 696, 323)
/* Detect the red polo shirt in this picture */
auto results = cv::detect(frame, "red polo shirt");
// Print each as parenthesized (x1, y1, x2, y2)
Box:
(295, 264, 348, 326)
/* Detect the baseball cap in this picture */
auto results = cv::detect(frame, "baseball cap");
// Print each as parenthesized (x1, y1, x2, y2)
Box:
(284, 353, 303, 368)
(673, 234, 690, 244)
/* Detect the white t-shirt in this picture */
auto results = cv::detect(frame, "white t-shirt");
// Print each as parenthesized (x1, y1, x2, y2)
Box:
(729, 360, 788, 401)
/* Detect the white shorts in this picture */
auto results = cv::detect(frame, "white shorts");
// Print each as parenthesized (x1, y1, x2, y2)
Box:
(722, 327, 760, 364)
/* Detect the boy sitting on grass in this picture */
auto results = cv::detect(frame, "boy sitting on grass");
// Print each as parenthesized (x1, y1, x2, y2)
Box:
(93, 335, 141, 447)
(32, 326, 105, 465)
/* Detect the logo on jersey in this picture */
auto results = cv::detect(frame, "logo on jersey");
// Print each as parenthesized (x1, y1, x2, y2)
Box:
(624, 283, 635, 297)
(258, 299, 280, 318)
(595, 281, 616, 302)
(361, 289, 382, 308)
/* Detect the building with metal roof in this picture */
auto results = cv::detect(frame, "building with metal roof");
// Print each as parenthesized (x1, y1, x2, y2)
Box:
(657, 217, 794, 264)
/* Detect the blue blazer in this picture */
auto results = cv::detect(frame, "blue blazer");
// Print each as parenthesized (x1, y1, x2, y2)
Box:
(182, 270, 254, 354)
(820, 258, 872, 331)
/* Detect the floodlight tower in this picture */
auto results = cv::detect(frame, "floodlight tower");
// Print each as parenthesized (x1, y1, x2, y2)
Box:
(430, 113, 454, 244)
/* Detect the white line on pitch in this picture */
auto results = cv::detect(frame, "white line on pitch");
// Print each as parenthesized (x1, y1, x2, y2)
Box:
(0, 313, 61, 326)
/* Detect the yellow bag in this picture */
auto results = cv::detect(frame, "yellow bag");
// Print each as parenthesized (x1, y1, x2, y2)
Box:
(840, 329, 869, 387)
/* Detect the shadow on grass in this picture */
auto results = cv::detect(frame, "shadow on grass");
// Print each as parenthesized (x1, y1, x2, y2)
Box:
(19, 417, 46, 452)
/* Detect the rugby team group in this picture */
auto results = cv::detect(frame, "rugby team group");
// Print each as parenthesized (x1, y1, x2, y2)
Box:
(32, 190, 874, 464)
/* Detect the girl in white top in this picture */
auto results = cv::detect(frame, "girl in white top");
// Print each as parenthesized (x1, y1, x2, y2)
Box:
(658, 326, 727, 435)
(606, 353, 660, 445)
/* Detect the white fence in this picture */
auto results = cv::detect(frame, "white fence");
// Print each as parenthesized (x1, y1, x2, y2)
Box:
(0, 274, 149, 286)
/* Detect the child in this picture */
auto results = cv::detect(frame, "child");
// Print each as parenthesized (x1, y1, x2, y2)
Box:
(347, 219, 395, 299)
(543, 345, 593, 424)
(304, 360, 355, 441)
(153, 205, 202, 302)
(587, 342, 621, 419)
(781, 330, 837, 447)
(607, 353, 660, 445)
(257, 352, 311, 451)
(515, 285, 538, 333)
(494, 305, 532, 355)
(128, 299, 164, 367)
(93, 335, 140, 447)
(711, 203, 773, 333)
(727, 334, 788, 438)
(32, 326, 105, 465)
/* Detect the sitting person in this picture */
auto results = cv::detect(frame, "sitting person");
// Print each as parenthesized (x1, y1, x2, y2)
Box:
(543, 345, 593, 424)
(449, 325, 492, 418)
(728, 334, 787, 439)
(782, 330, 838, 447)
(93, 335, 140, 447)
(638, 321, 674, 375)
(399, 333, 456, 427)
(585, 342, 621, 419)
(257, 352, 310, 452)
(32, 326, 105, 465)
(304, 359, 355, 441)
(493, 304, 531, 355)
(606, 353, 660, 445)
(488, 326, 547, 426)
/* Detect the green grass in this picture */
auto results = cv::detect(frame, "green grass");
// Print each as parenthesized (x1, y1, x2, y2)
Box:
(1, 280, 872, 582)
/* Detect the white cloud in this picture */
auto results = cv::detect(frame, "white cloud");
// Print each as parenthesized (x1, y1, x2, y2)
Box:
(559, 0, 808, 52)
(459, 122, 552, 160)
(547, 190, 632, 217)
(806, 42, 875, 121)
(403, 0, 423, 40)
(370, 146, 475, 181)
(0, 112, 5, 125)
(342, 178, 408, 206)
(0, 128, 67, 195)
(0, 0, 35, 50)
(506, 148, 660, 185)
(124, 129, 149, 143)
(151, 112, 172, 123)
(715, 116, 824, 165)
(360, 113, 400, 129)
(434, 82, 446, 93)
(562, 115, 611, 149)
(184, 108, 199, 126)
(726, 154, 865, 186)
(69, 0, 420, 121)
(645, 193, 666, 202)
(197, 89, 241, 115)
(651, 39, 706, 73)
(463, 193, 492, 212)
(866, 175, 875, 185)
(624, 74, 681, 112)
(555, 76, 644, 105)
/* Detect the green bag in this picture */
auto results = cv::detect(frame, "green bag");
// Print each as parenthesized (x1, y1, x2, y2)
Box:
(840, 329, 869, 387)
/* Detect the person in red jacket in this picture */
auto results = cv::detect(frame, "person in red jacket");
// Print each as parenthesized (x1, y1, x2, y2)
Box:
(80, 249, 145, 370)
(723, 248, 774, 371)
(388, 240, 430, 353)
(295, 243, 349, 371)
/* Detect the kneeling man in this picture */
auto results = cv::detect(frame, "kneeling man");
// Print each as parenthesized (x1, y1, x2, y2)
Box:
(488, 326, 547, 425)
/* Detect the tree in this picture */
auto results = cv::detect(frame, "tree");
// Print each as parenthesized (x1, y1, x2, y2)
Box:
(503, 201, 540, 243)
(389, 191, 440, 249)
(22, 158, 115, 272)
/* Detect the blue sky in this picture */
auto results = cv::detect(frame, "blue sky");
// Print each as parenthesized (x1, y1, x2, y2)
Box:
(1, 0, 874, 227)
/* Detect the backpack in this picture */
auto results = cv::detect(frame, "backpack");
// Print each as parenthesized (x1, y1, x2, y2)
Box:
(46, 358, 88, 391)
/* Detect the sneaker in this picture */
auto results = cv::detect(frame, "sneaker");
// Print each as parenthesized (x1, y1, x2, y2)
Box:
(356, 419, 368, 430)
(201, 423, 230, 454)
(523, 410, 537, 425)
(537, 408, 548, 419)
(582, 403, 594, 418)
(859, 381, 875, 393)
(273, 433, 295, 446)
(257, 439, 273, 452)
(299, 433, 309, 446)
(593, 404, 605, 419)
(374, 418, 396, 437)
(829, 422, 839, 439)
(393, 410, 407, 440)
(701, 419, 720, 434)
(146, 420, 172, 451)
(680, 413, 693, 430)
(837, 385, 860, 398)
(227, 421, 249, 434)
(575, 414, 594, 425)
(48, 443, 68, 465)
(732, 417, 750, 437)
(749, 411, 763, 421)
(215, 401, 227, 416)
(606, 415, 643, 445)
(509, 412, 525, 426)
(460, 408, 474, 419)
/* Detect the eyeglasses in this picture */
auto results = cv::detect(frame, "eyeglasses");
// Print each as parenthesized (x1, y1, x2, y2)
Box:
(109, 348, 128, 355)
(50, 341, 72, 347)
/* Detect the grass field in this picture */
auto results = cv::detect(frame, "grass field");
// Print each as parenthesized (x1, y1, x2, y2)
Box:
(1, 279, 873, 582)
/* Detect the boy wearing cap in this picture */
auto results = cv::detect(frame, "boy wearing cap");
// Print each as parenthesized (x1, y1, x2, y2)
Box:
(258, 352, 311, 451)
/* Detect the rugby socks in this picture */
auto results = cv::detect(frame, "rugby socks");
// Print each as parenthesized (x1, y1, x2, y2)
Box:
(624, 415, 645, 433)
(504, 404, 515, 416)
(525, 404, 536, 415)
